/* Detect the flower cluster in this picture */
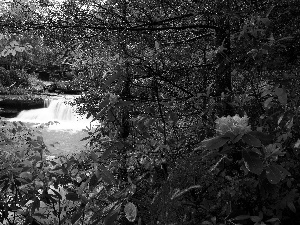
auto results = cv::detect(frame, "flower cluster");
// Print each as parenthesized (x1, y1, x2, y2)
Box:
(215, 114, 251, 135)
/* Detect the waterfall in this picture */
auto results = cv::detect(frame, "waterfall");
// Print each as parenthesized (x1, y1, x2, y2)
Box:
(11, 96, 95, 131)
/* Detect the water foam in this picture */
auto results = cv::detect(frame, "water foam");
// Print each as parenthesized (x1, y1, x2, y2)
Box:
(10, 95, 96, 131)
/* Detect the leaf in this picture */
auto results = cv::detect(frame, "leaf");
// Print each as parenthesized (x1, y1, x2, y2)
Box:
(260, 17, 271, 26)
(248, 131, 273, 145)
(169, 111, 178, 124)
(274, 164, 290, 179)
(90, 151, 98, 162)
(19, 172, 32, 181)
(277, 36, 293, 42)
(31, 197, 40, 214)
(116, 100, 132, 107)
(99, 165, 116, 185)
(242, 149, 263, 175)
(278, 93, 288, 105)
(232, 134, 243, 143)
(65, 192, 81, 201)
(265, 165, 281, 184)
(206, 83, 213, 96)
(242, 133, 261, 147)
(204, 136, 230, 150)
(37, 136, 43, 144)
(124, 202, 137, 222)
(89, 173, 98, 189)
(278, 114, 284, 125)
(294, 139, 300, 148)
(266, 5, 275, 17)
(95, 106, 109, 120)
(155, 41, 160, 51)
(98, 97, 110, 111)
(71, 209, 83, 224)
(287, 118, 293, 129)
(264, 97, 273, 108)
(287, 201, 296, 213)
(104, 204, 121, 225)
(80, 136, 90, 141)
(234, 215, 250, 220)
(274, 87, 287, 105)
(49, 188, 62, 200)
(265, 218, 280, 223)
(201, 221, 213, 225)
(101, 146, 113, 160)
(10, 41, 19, 46)
(32, 212, 47, 219)
(250, 216, 261, 223)
(107, 108, 115, 122)
(104, 70, 121, 87)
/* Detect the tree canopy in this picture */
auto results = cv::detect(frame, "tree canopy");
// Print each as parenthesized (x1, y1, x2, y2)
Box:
(1, 0, 300, 224)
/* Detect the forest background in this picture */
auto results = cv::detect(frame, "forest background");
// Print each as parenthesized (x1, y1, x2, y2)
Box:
(0, 0, 300, 224)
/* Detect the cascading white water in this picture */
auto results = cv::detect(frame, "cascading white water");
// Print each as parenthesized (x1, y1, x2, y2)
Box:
(11, 96, 95, 131)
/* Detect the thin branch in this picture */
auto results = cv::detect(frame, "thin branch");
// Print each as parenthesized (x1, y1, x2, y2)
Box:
(0, 21, 218, 32)
(163, 32, 215, 46)
(129, 13, 195, 29)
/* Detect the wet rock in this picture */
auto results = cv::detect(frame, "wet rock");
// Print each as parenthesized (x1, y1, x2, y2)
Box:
(0, 108, 19, 118)
(0, 96, 44, 110)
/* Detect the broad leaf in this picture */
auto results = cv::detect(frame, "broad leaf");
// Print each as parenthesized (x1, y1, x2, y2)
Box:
(274, 87, 284, 96)
(204, 136, 230, 150)
(98, 97, 110, 111)
(101, 146, 113, 160)
(104, 204, 121, 225)
(89, 173, 99, 189)
(242, 149, 263, 175)
(31, 197, 40, 214)
(265, 164, 281, 184)
(65, 192, 81, 201)
(168, 111, 178, 124)
(124, 202, 137, 222)
(90, 151, 98, 162)
(19, 172, 32, 181)
(248, 131, 273, 145)
(275, 164, 291, 179)
(274, 87, 287, 105)
(104, 70, 121, 87)
(287, 201, 296, 213)
(71, 209, 83, 224)
(32, 213, 47, 219)
(100, 165, 117, 185)
(264, 97, 273, 108)
(278, 93, 287, 105)
(116, 100, 132, 107)
(234, 215, 250, 221)
(242, 133, 261, 147)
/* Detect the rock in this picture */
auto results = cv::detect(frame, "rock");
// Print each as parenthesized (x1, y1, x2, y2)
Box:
(0, 108, 19, 118)
(0, 96, 44, 110)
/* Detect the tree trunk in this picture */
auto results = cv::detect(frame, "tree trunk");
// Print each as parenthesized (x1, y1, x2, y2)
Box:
(215, 15, 234, 116)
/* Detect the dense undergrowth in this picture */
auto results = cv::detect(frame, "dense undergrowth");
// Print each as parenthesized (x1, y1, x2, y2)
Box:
(1, 1, 300, 225)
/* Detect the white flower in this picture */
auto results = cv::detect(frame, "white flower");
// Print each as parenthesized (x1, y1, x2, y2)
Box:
(215, 114, 251, 135)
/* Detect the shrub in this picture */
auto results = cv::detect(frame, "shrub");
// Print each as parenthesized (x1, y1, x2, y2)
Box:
(0, 67, 11, 86)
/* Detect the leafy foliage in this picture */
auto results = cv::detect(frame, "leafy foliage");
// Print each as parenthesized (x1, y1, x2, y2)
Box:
(0, 0, 300, 225)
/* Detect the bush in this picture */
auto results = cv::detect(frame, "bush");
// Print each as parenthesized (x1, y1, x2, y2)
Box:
(0, 67, 31, 88)
(0, 67, 10, 86)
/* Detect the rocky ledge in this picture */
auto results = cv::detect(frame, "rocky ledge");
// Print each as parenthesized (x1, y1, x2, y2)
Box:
(0, 95, 45, 118)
